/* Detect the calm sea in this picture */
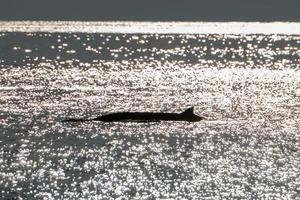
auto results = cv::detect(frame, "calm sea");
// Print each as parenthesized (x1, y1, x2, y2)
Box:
(0, 22, 300, 199)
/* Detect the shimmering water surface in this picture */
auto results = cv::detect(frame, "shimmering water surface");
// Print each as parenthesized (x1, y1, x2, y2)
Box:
(0, 22, 300, 199)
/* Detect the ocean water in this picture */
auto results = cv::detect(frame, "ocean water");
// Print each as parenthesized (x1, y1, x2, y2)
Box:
(0, 22, 300, 199)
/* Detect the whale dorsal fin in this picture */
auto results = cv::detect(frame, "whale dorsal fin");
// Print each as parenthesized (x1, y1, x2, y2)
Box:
(181, 107, 194, 116)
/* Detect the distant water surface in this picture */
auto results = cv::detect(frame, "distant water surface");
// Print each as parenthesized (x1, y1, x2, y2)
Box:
(0, 22, 300, 199)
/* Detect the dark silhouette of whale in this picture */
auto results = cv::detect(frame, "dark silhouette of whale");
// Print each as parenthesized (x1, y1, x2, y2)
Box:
(63, 107, 204, 122)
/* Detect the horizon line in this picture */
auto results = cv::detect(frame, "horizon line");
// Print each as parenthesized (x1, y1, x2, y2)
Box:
(1, 21, 300, 34)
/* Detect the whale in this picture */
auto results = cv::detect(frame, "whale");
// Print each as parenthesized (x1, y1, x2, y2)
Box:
(63, 107, 204, 122)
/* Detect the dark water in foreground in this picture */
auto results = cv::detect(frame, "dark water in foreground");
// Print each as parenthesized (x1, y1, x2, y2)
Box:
(0, 28, 300, 199)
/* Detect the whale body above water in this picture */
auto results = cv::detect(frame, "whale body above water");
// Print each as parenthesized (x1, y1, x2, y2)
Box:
(63, 107, 204, 122)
